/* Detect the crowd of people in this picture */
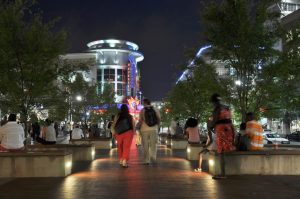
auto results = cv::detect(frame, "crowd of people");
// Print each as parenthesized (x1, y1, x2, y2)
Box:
(164, 93, 264, 179)
(0, 93, 264, 180)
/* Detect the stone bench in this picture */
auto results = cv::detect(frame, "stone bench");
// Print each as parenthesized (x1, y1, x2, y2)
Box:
(0, 150, 72, 177)
(166, 137, 172, 147)
(186, 143, 205, 160)
(170, 138, 188, 149)
(70, 138, 111, 149)
(158, 133, 168, 144)
(27, 144, 95, 162)
(208, 149, 300, 175)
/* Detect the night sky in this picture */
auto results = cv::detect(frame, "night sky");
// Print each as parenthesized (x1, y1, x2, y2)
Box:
(38, 0, 206, 100)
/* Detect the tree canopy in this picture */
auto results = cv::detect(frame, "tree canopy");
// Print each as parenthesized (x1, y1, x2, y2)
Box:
(202, 0, 282, 121)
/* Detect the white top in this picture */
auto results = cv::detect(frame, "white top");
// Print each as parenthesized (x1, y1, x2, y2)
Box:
(0, 122, 25, 149)
(45, 124, 56, 142)
(72, 128, 84, 139)
(169, 120, 177, 135)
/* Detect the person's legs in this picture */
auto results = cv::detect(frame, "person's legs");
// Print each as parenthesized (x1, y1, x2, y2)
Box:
(141, 131, 150, 164)
(116, 134, 123, 163)
(121, 132, 134, 167)
(195, 149, 208, 172)
(212, 152, 226, 179)
(149, 131, 157, 163)
(220, 152, 226, 176)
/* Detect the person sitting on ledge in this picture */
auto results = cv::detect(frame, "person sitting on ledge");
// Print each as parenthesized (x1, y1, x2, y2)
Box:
(184, 117, 200, 144)
(71, 124, 84, 140)
(44, 119, 56, 145)
(245, 112, 263, 151)
(0, 113, 25, 151)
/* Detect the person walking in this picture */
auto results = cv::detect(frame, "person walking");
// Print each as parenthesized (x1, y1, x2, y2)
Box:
(112, 104, 135, 168)
(209, 93, 235, 179)
(139, 98, 161, 165)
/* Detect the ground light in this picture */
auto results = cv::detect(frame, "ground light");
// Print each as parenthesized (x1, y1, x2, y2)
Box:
(91, 150, 95, 159)
(65, 161, 72, 169)
(187, 148, 191, 153)
(209, 159, 215, 166)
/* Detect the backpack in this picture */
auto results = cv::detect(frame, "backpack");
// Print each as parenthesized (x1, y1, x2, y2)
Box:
(144, 107, 158, 127)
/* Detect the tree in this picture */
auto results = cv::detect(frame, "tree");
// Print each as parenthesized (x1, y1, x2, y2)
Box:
(262, 21, 300, 134)
(202, 0, 282, 121)
(89, 83, 118, 130)
(0, 0, 76, 135)
(166, 60, 226, 125)
(58, 72, 97, 123)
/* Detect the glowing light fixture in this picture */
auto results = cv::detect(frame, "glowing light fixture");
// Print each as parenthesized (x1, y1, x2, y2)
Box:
(187, 148, 191, 153)
(235, 80, 242, 86)
(209, 159, 215, 166)
(76, 95, 82, 101)
(65, 161, 72, 168)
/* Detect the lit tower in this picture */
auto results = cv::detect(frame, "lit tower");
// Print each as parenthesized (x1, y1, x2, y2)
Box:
(87, 39, 144, 103)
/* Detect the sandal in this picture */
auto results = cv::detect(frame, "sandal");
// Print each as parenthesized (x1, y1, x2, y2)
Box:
(194, 168, 202, 172)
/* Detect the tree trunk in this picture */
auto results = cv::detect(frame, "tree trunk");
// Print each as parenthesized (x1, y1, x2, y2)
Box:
(283, 113, 291, 135)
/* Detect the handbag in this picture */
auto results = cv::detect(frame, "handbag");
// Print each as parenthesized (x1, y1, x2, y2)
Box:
(115, 118, 131, 134)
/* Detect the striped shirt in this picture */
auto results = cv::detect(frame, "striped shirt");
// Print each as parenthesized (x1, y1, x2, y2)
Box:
(246, 120, 263, 150)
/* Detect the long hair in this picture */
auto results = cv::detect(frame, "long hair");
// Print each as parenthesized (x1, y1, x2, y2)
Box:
(116, 104, 132, 127)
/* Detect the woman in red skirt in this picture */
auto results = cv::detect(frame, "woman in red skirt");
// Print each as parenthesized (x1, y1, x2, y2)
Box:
(209, 93, 235, 179)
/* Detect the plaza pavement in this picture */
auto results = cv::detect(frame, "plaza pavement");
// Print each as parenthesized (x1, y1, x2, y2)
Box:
(0, 137, 300, 199)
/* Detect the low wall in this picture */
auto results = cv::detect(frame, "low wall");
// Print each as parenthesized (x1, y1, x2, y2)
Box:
(158, 133, 168, 145)
(0, 151, 72, 177)
(186, 143, 205, 160)
(27, 144, 95, 162)
(166, 137, 172, 147)
(170, 138, 188, 149)
(208, 149, 300, 175)
(70, 138, 112, 149)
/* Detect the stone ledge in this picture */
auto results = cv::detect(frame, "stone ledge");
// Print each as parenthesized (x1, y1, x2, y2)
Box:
(170, 139, 188, 149)
(0, 150, 72, 177)
(27, 144, 95, 162)
(208, 149, 300, 175)
(186, 143, 205, 160)
(70, 138, 111, 149)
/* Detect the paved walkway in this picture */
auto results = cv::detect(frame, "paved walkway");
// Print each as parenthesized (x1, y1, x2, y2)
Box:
(1, 139, 300, 199)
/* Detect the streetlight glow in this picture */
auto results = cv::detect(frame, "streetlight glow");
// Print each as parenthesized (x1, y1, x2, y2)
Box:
(76, 95, 82, 101)
(235, 80, 242, 86)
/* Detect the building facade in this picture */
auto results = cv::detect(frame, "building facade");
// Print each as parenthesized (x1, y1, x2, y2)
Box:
(64, 39, 144, 103)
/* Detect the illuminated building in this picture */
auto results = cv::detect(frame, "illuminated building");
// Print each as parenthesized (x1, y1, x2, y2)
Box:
(87, 39, 144, 102)
(64, 39, 144, 103)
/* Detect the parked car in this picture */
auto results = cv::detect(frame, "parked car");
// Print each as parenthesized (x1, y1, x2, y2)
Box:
(263, 133, 290, 144)
(286, 131, 300, 142)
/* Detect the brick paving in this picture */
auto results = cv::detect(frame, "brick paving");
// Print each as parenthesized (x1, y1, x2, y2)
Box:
(1, 140, 300, 199)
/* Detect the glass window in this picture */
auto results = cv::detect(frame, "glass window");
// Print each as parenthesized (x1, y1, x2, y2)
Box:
(104, 69, 115, 82)
(97, 69, 102, 82)
(117, 83, 125, 96)
(117, 69, 126, 82)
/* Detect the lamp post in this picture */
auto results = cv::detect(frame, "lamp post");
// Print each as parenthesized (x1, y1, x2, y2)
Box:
(68, 95, 82, 130)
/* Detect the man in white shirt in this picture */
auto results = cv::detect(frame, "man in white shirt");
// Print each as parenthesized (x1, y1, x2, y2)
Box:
(0, 114, 25, 151)
(71, 125, 84, 140)
(139, 98, 161, 165)
(45, 119, 56, 144)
